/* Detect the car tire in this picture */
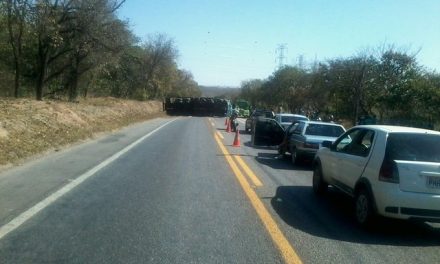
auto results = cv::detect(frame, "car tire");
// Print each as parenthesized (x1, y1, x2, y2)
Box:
(291, 148, 300, 165)
(355, 189, 375, 227)
(312, 164, 327, 195)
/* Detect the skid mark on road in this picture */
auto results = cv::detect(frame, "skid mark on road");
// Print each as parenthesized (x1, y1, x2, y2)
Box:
(213, 133, 302, 264)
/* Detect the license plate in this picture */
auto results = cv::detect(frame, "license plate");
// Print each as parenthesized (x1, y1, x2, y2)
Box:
(426, 176, 440, 189)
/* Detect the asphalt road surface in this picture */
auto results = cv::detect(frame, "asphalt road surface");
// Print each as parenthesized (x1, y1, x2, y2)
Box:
(0, 116, 439, 264)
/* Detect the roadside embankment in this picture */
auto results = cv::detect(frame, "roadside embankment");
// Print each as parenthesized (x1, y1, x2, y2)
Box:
(0, 97, 164, 166)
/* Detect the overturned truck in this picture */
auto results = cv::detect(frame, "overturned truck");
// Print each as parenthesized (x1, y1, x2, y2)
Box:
(164, 97, 232, 117)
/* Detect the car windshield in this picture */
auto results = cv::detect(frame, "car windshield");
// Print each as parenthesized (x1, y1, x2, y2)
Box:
(305, 124, 345, 137)
(281, 116, 307, 123)
(386, 133, 440, 162)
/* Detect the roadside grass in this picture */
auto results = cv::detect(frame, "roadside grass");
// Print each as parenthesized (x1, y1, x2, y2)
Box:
(0, 97, 164, 166)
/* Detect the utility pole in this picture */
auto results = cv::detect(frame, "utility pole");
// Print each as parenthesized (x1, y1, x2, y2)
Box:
(275, 44, 287, 70)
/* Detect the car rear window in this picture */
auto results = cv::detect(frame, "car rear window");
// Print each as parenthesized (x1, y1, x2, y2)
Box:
(386, 133, 440, 162)
(281, 116, 308, 123)
(305, 124, 345, 137)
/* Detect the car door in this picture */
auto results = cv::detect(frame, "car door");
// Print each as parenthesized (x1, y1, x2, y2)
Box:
(285, 122, 299, 141)
(324, 128, 375, 194)
(288, 122, 305, 152)
(252, 118, 285, 146)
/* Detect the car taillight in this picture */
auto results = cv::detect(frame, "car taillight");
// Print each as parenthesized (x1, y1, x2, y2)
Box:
(379, 159, 400, 183)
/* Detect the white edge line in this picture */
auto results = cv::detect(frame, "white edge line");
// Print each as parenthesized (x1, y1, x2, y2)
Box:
(0, 118, 177, 240)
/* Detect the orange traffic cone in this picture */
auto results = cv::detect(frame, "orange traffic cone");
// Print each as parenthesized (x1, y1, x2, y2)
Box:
(232, 128, 241, 147)
(226, 119, 232, 133)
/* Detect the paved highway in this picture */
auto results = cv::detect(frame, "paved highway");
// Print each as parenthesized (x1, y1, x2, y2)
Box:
(0, 117, 439, 263)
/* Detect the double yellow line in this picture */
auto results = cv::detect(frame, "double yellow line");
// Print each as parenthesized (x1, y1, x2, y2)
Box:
(212, 131, 302, 264)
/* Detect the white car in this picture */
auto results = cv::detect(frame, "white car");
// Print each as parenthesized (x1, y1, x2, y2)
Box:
(313, 125, 440, 226)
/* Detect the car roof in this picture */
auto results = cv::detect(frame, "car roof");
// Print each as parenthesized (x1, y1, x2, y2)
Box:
(354, 125, 440, 134)
(275, 113, 307, 118)
(299, 120, 344, 127)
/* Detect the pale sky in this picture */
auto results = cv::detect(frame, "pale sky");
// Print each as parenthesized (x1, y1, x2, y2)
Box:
(118, 0, 440, 87)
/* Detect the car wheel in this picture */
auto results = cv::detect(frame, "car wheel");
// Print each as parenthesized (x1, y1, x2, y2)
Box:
(291, 148, 300, 164)
(312, 165, 327, 195)
(355, 189, 375, 227)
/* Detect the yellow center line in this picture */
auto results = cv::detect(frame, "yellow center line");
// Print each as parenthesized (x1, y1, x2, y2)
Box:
(216, 131, 224, 139)
(234, 155, 263, 187)
(213, 133, 302, 264)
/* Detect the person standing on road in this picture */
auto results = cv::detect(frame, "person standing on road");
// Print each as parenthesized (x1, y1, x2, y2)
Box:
(230, 109, 239, 132)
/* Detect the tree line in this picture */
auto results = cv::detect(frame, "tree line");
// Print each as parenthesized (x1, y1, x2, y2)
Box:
(0, 0, 201, 101)
(240, 47, 440, 127)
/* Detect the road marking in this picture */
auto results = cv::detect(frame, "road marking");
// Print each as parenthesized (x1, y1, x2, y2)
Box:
(234, 156, 263, 187)
(216, 131, 224, 139)
(213, 133, 302, 264)
(207, 117, 215, 127)
(0, 118, 177, 241)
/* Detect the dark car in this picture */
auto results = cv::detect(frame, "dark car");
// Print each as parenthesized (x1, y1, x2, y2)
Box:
(251, 117, 285, 146)
(245, 110, 275, 133)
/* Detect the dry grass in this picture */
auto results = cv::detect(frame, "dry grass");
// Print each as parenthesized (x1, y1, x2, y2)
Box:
(0, 97, 164, 166)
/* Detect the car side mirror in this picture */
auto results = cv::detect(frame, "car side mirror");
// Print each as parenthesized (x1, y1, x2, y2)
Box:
(321, 140, 333, 149)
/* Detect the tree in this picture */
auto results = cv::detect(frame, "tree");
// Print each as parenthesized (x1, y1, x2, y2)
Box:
(141, 34, 178, 99)
(63, 0, 130, 101)
(240, 79, 263, 107)
(92, 36, 199, 101)
(169, 69, 201, 97)
(4, 0, 29, 97)
(375, 50, 420, 121)
(28, 0, 128, 101)
(0, 1, 197, 102)
(262, 66, 309, 112)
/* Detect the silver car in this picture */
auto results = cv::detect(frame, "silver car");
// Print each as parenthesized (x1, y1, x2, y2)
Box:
(274, 113, 309, 130)
(286, 121, 346, 164)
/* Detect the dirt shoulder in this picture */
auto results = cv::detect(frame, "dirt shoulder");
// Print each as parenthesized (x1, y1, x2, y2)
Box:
(0, 97, 164, 167)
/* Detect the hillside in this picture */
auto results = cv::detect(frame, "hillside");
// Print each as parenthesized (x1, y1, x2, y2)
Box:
(0, 98, 163, 167)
